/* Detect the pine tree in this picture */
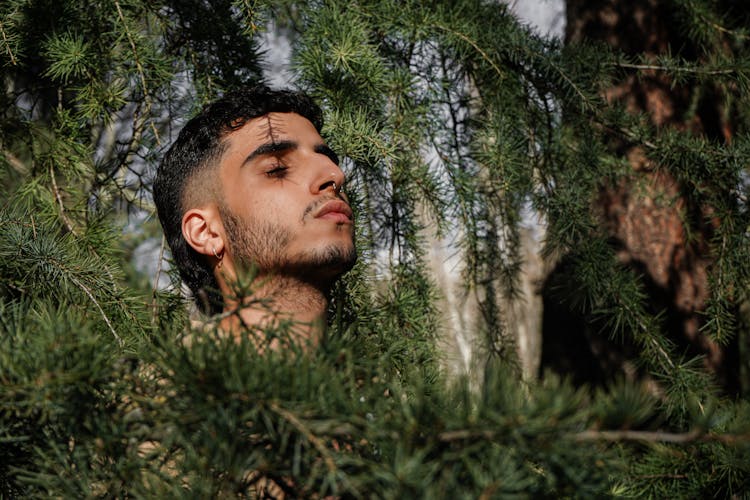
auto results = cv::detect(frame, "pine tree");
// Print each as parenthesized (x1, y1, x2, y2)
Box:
(1, 0, 749, 497)
(544, 0, 750, 395)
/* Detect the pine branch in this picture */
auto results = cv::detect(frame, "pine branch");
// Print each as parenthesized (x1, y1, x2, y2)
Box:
(432, 24, 506, 82)
(439, 427, 750, 447)
(0, 17, 17, 66)
(2, 148, 27, 175)
(78, 278, 122, 345)
(267, 401, 337, 474)
(150, 234, 166, 324)
(49, 163, 77, 236)
(437, 429, 498, 442)
(114, 0, 161, 146)
(686, 0, 750, 41)
(233, 0, 262, 36)
(544, 55, 594, 112)
(616, 62, 738, 76)
(574, 429, 750, 444)
(55, 260, 124, 347)
(4, 1, 750, 495)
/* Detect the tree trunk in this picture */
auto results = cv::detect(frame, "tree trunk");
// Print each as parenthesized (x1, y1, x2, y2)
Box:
(541, 0, 739, 392)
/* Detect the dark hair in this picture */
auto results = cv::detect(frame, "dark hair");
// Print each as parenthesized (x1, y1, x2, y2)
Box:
(153, 85, 324, 315)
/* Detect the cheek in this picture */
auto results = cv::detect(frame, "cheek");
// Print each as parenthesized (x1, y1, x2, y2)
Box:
(270, 192, 307, 222)
(227, 183, 309, 230)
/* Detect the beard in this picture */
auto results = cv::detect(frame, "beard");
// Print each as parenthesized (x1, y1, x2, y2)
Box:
(219, 201, 356, 284)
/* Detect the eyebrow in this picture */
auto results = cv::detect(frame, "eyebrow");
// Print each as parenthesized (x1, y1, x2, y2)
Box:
(242, 141, 340, 167)
(242, 140, 297, 166)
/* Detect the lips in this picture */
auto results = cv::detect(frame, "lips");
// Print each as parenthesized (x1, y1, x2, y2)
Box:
(314, 199, 353, 222)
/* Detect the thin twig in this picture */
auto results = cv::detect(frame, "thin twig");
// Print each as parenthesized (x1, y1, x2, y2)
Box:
(695, 10, 750, 41)
(50, 164, 78, 236)
(268, 402, 337, 473)
(234, 0, 261, 35)
(616, 62, 737, 76)
(440, 427, 750, 445)
(615, 296, 676, 374)
(69, 274, 124, 347)
(2, 149, 27, 174)
(574, 429, 750, 444)
(547, 57, 592, 110)
(433, 24, 505, 82)
(0, 19, 17, 65)
(151, 234, 167, 323)
(601, 123, 658, 151)
(114, 0, 161, 145)
(575, 428, 702, 443)
(634, 473, 689, 480)
(438, 429, 498, 442)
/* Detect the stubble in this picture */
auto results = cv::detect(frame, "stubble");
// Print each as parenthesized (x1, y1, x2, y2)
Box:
(219, 201, 356, 281)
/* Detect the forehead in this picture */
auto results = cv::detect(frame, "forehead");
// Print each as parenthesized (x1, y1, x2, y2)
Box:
(223, 112, 321, 148)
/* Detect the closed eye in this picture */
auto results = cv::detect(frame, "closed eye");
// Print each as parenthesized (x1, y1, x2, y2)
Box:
(265, 164, 289, 178)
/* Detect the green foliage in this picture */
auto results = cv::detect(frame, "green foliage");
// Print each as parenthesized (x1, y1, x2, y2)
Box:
(1, 0, 750, 496)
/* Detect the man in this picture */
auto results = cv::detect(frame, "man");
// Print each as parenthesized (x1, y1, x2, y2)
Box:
(154, 86, 356, 345)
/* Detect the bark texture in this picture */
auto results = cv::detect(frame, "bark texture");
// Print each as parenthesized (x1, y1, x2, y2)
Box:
(541, 0, 737, 391)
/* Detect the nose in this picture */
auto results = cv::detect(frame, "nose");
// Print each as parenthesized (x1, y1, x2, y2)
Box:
(312, 158, 345, 196)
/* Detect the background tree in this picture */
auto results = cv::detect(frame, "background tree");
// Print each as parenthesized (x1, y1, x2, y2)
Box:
(1, 0, 749, 497)
(541, 0, 750, 394)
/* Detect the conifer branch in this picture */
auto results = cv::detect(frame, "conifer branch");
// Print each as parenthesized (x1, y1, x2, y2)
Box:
(615, 295, 677, 376)
(3, 2, 750, 495)
(21, 237, 128, 347)
(68, 273, 123, 347)
(49, 164, 77, 236)
(437, 429, 498, 442)
(0, 19, 17, 66)
(151, 234, 166, 323)
(616, 62, 738, 76)
(233, 0, 261, 35)
(101, 103, 146, 195)
(360, 173, 376, 255)
(50, 159, 137, 330)
(634, 473, 689, 480)
(576, 428, 701, 443)
(708, 21, 746, 38)
(267, 402, 337, 474)
(433, 24, 505, 82)
(114, 0, 161, 146)
(190, 50, 213, 96)
(692, 8, 750, 40)
(574, 429, 750, 444)
(440, 428, 750, 445)
(546, 58, 593, 111)
(2, 148, 27, 174)
(602, 124, 658, 151)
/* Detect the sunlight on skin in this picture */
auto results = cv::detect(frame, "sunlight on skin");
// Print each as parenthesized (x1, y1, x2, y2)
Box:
(181, 113, 356, 349)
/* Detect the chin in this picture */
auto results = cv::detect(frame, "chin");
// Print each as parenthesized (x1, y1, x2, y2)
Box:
(287, 242, 357, 281)
(310, 242, 357, 269)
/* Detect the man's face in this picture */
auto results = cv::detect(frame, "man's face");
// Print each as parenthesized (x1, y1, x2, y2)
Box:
(215, 112, 356, 283)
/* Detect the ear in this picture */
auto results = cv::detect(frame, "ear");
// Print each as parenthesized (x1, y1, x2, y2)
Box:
(181, 206, 225, 258)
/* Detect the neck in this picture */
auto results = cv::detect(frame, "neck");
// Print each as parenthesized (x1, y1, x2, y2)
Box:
(220, 273, 330, 349)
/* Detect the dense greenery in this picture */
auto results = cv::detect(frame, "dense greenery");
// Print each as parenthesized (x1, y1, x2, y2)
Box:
(1, 0, 749, 496)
